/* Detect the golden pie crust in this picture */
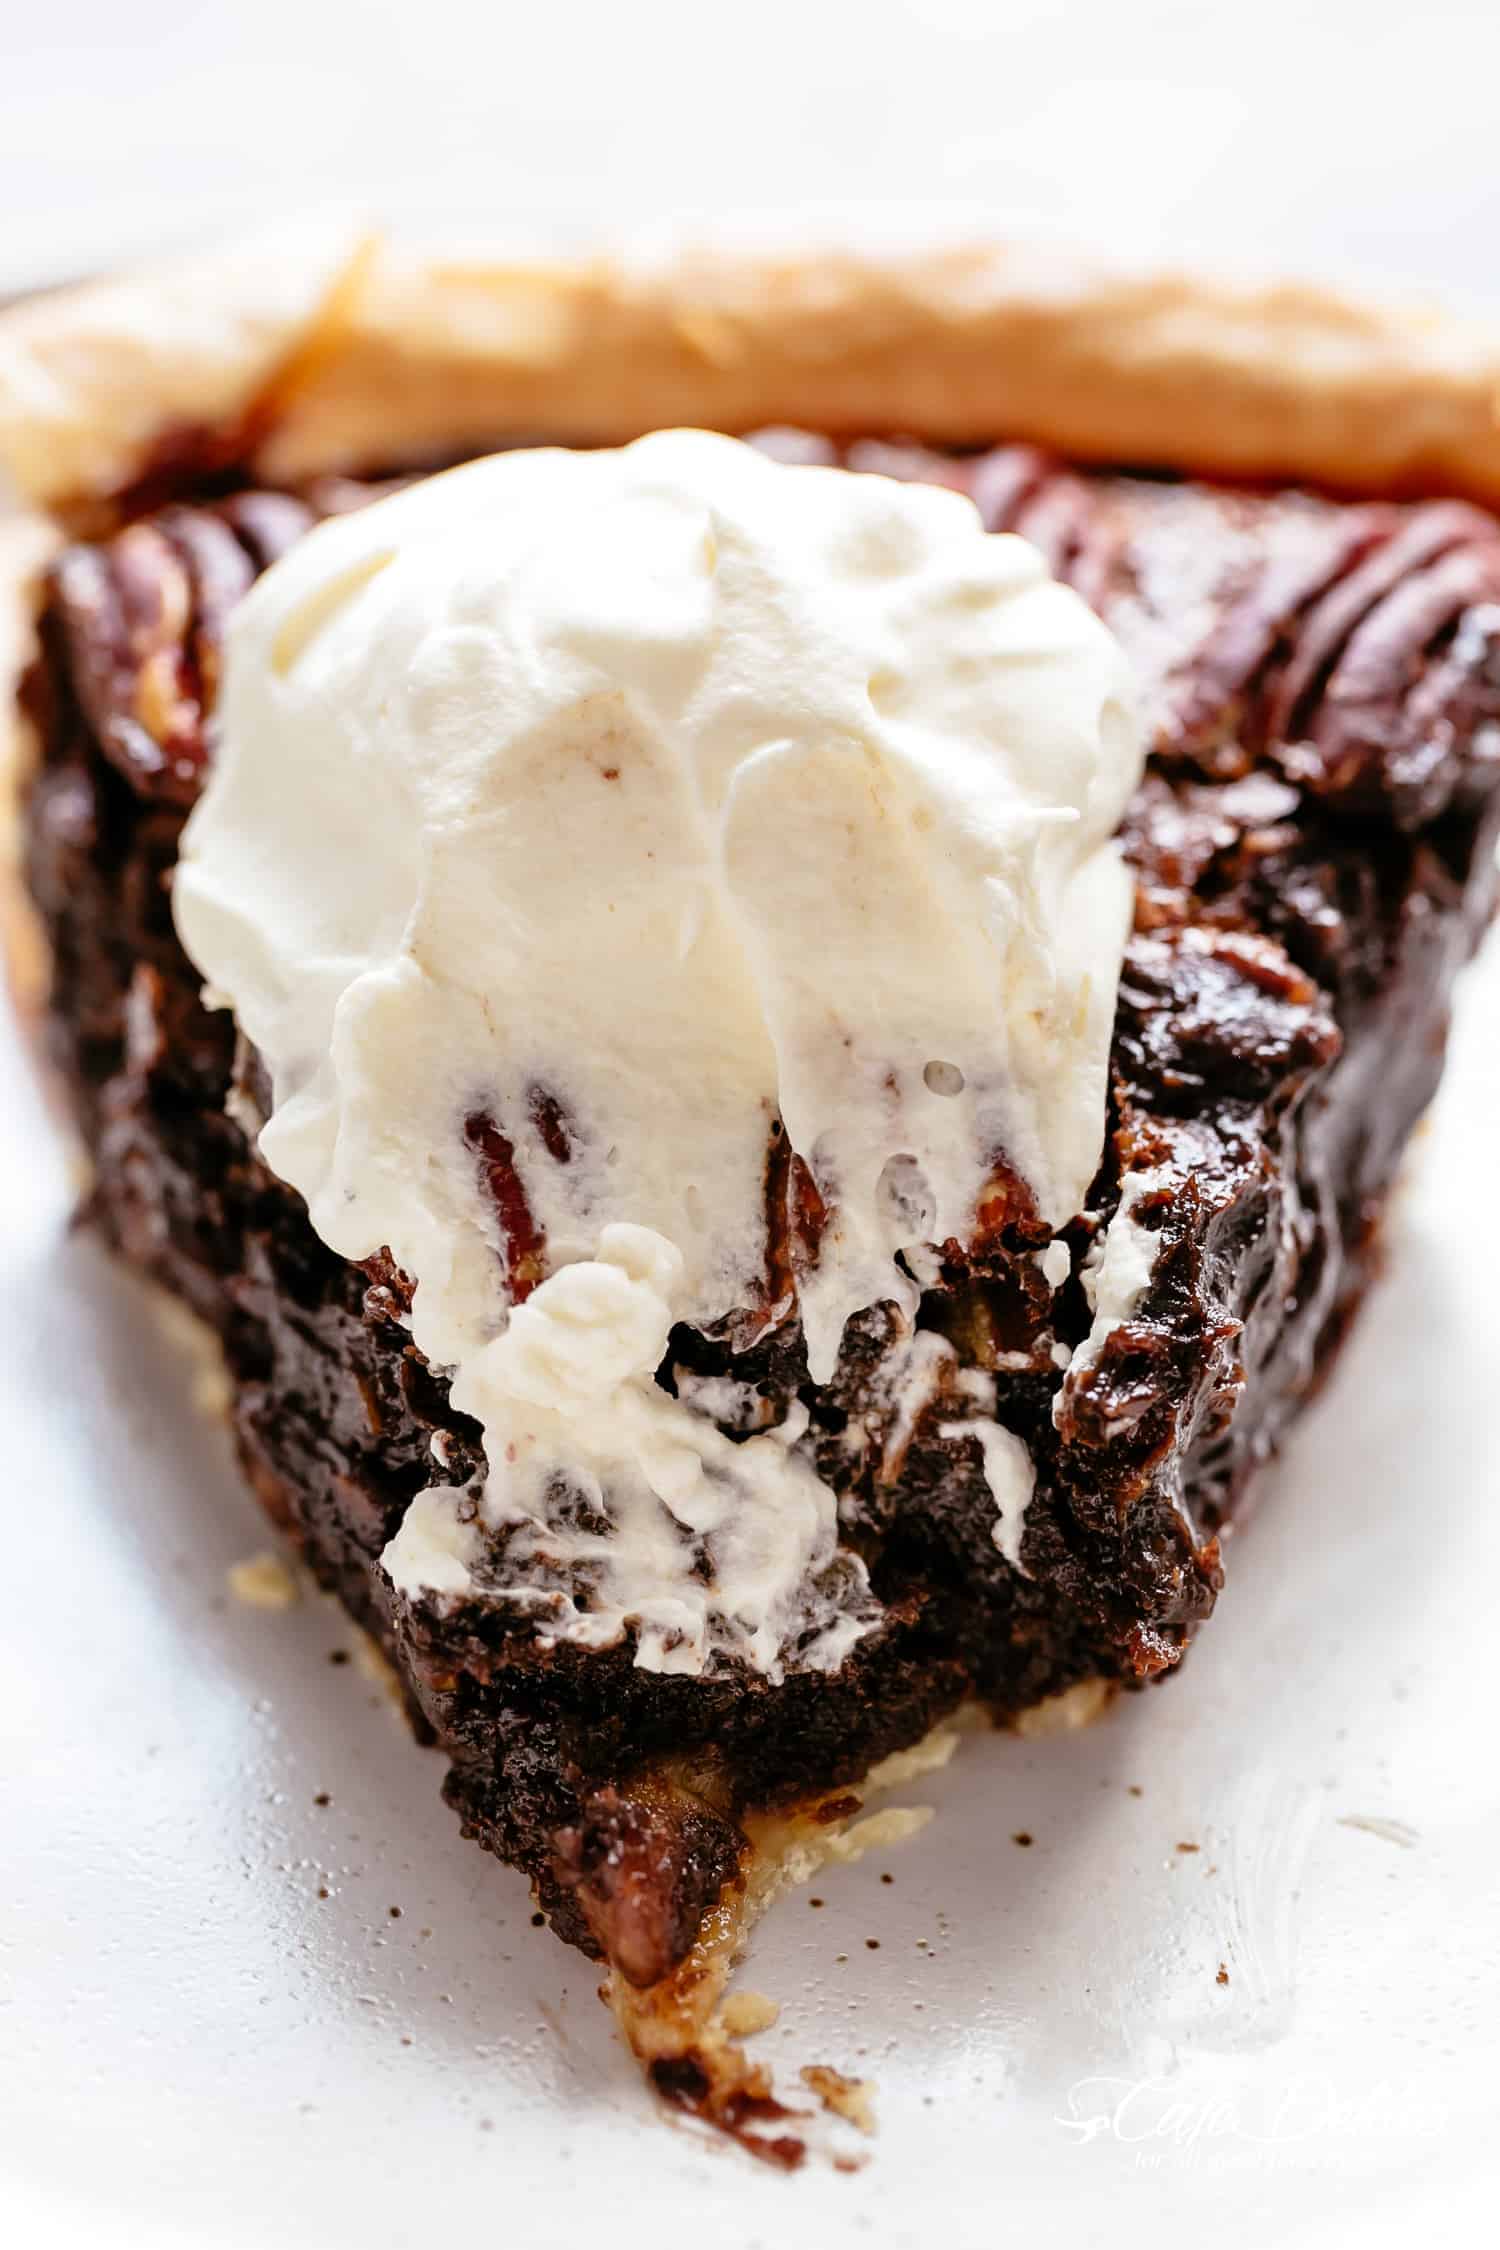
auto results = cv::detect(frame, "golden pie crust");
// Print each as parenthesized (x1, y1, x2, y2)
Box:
(4, 222, 1500, 517)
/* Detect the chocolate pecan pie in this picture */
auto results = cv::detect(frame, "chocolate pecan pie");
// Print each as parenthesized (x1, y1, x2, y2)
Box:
(4, 229, 1500, 2160)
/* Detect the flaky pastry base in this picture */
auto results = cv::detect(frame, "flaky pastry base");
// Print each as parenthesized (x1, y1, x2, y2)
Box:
(3, 224, 1500, 518)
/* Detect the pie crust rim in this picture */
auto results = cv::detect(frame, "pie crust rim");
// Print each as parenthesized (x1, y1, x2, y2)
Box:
(3, 222, 1500, 517)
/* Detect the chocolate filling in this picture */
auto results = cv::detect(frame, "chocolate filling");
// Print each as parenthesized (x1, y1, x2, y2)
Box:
(19, 434, 1500, 1991)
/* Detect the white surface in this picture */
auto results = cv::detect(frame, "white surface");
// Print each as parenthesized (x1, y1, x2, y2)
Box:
(5, 3, 1500, 2239)
(4, 933, 1500, 2249)
(4, 0, 1500, 309)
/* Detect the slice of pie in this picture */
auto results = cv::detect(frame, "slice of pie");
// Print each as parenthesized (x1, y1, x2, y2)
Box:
(5, 229, 1500, 2159)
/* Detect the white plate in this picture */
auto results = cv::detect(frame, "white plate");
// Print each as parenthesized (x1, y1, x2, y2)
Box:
(3, 932, 1498, 2248)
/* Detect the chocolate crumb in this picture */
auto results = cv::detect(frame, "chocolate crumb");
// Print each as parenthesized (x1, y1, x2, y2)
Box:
(865, 1938, 880, 1950)
(1012, 1831, 1033, 1848)
(531, 1911, 546, 1927)
(313, 1791, 331, 1806)
(813, 1793, 863, 1827)
(1176, 1841, 1200, 1854)
(1216, 1963, 1230, 1985)
(328, 1650, 350, 1667)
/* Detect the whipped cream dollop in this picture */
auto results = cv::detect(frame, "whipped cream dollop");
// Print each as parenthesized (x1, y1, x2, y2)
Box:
(174, 429, 1143, 1679)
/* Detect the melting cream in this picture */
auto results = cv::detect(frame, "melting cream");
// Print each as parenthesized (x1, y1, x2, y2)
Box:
(174, 430, 1143, 1677)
